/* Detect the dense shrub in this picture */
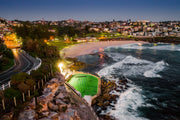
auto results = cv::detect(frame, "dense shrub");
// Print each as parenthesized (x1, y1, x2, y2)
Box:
(30, 70, 44, 82)
(0, 57, 10, 65)
(4, 49, 14, 59)
(11, 72, 31, 85)
(11, 72, 35, 93)
(4, 88, 21, 99)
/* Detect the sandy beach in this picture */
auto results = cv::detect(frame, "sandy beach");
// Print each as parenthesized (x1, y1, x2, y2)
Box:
(62, 40, 146, 58)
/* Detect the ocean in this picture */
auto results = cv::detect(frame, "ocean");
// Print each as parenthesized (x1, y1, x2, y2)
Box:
(77, 43, 180, 120)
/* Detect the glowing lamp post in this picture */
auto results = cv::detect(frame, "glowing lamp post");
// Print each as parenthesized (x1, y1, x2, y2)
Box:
(58, 63, 64, 74)
(58, 62, 72, 79)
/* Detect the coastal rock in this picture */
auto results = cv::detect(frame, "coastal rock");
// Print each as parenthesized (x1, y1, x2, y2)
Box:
(58, 85, 67, 93)
(56, 99, 67, 105)
(59, 104, 68, 112)
(18, 73, 98, 120)
(47, 112, 59, 120)
(39, 117, 51, 120)
(102, 93, 111, 100)
(62, 96, 71, 104)
(37, 78, 60, 111)
(18, 107, 36, 120)
(104, 101, 110, 106)
(58, 108, 80, 120)
(46, 78, 59, 92)
(51, 113, 59, 120)
(48, 101, 59, 111)
(29, 97, 36, 110)
(92, 79, 120, 120)
(41, 111, 50, 117)
(55, 92, 66, 99)
(38, 95, 49, 111)
(1, 112, 14, 120)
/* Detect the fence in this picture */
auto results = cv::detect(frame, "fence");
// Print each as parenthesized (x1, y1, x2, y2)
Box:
(65, 82, 99, 120)
(0, 81, 11, 91)
(0, 72, 52, 118)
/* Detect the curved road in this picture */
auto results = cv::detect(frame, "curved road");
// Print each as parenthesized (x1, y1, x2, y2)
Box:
(0, 49, 40, 86)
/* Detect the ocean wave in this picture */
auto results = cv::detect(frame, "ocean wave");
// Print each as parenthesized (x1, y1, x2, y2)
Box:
(144, 61, 169, 78)
(97, 55, 152, 78)
(106, 52, 126, 61)
(115, 43, 180, 52)
(100, 80, 150, 120)
(97, 56, 157, 120)
(98, 55, 168, 78)
(109, 84, 149, 120)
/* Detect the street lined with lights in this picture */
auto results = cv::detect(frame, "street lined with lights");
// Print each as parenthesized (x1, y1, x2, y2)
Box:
(0, 49, 40, 87)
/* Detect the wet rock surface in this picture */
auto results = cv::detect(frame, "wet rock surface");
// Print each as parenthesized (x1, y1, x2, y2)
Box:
(92, 79, 128, 120)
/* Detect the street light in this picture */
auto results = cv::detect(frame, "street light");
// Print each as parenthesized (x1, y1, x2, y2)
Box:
(58, 63, 64, 74)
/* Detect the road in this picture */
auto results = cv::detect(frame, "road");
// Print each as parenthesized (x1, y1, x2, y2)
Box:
(0, 49, 41, 86)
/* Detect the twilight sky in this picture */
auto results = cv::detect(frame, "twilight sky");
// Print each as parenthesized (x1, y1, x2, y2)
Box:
(0, 0, 180, 22)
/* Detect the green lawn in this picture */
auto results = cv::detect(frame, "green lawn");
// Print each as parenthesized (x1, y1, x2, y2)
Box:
(47, 40, 77, 50)
(0, 58, 14, 73)
(68, 73, 99, 97)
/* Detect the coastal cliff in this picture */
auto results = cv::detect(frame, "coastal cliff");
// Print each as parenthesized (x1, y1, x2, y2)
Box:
(18, 72, 98, 120)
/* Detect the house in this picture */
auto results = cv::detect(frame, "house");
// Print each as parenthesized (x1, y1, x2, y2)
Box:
(164, 32, 169, 36)
(176, 32, 180, 37)
(89, 28, 99, 32)
(48, 29, 56, 33)
(103, 28, 109, 32)
(74, 37, 98, 43)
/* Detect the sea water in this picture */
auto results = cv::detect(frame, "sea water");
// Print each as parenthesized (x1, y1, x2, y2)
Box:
(77, 43, 180, 120)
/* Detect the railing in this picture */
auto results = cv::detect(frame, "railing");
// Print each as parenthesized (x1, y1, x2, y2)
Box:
(0, 53, 42, 91)
(0, 72, 52, 117)
(64, 82, 99, 120)
(0, 81, 11, 90)
(26, 57, 42, 74)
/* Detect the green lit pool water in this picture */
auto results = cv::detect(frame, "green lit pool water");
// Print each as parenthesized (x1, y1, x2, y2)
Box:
(68, 73, 99, 97)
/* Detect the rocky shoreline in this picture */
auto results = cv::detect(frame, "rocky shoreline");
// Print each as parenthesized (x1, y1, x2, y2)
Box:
(92, 77, 129, 120)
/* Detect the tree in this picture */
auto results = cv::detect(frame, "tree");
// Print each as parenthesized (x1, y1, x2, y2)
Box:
(4, 88, 21, 99)
(11, 72, 31, 87)
(85, 25, 90, 34)
(11, 72, 35, 93)
(4, 49, 14, 59)
(30, 70, 44, 81)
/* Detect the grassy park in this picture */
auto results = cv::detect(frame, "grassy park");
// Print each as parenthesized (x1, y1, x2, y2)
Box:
(47, 40, 77, 50)
(0, 58, 14, 72)
(68, 73, 99, 97)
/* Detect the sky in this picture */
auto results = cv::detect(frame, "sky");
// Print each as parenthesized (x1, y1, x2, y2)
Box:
(0, 0, 180, 22)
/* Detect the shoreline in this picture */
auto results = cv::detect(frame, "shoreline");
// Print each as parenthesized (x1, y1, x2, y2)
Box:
(62, 40, 147, 58)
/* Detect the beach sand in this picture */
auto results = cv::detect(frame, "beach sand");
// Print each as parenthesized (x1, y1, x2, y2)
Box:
(62, 40, 146, 58)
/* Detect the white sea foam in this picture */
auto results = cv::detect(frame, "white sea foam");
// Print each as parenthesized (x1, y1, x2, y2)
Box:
(99, 78, 150, 120)
(117, 43, 180, 52)
(97, 56, 157, 120)
(97, 55, 149, 78)
(97, 54, 169, 120)
(109, 84, 149, 120)
(144, 61, 168, 78)
(106, 53, 126, 61)
(99, 55, 168, 78)
(97, 44, 173, 119)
